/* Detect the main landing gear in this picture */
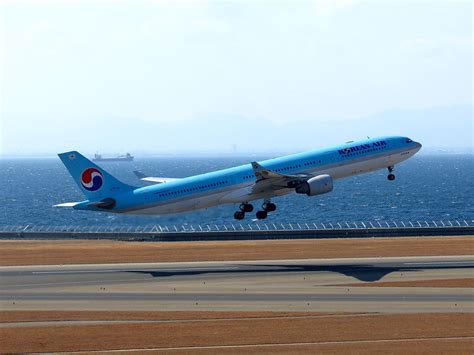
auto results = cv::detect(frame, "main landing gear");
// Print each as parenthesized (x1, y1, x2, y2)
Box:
(387, 166, 396, 181)
(233, 201, 277, 220)
(255, 202, 277, 220)
(233, 203, 253, 220)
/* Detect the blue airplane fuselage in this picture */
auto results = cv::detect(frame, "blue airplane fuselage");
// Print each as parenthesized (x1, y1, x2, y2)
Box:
(66, 136, 421, 216)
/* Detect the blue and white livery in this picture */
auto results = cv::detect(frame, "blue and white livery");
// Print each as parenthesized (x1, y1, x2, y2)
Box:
(56, 136, 422, 220)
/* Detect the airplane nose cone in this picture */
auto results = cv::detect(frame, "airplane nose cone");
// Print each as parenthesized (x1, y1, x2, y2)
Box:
(414, 142, 422, 153)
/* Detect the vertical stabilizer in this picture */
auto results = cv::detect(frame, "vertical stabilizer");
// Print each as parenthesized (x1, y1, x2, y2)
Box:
(58, 151, 135, 199)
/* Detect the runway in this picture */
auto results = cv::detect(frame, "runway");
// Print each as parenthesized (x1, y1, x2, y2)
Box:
(1, 254, 473, 353)
(1, 255, 473, 313)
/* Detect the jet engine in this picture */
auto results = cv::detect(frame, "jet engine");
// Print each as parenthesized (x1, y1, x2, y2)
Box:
(295, 174, 333, 196)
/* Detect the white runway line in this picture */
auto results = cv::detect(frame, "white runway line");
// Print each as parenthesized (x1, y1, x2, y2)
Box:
(404, 261, 474, 266)
(2, 255, 473, 272)
(32, 266, 240, 274)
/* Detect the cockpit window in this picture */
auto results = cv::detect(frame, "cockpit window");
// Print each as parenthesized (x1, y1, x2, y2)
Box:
(406, 139, 413, 143)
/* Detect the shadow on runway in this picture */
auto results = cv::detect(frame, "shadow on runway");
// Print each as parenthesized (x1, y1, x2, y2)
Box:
(129, 263, 474, 282)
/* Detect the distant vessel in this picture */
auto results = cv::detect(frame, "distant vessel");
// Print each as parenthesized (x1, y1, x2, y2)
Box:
(92, 153, 134, 162)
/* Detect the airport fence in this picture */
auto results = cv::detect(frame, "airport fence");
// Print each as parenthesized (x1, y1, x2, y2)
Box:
(1, 219, 473, 234)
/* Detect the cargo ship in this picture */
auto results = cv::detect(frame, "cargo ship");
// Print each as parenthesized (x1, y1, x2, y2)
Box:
(92, 153, 134, 162)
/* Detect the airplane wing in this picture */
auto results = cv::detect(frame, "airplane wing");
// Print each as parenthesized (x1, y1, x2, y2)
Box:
(250, 161, 312, 194)
(133, 170, 181, 184)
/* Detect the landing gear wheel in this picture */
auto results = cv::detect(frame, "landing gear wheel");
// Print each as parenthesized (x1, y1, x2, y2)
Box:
(387, 174, 395, 181)
(240, 203, 254, 213)
(256, 210, 268, 220)
(234, 211, 245, 220)
(262, 202, 276, 212)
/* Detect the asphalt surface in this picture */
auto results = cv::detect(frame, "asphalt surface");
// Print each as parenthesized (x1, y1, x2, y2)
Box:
(1, 256, 473, 313)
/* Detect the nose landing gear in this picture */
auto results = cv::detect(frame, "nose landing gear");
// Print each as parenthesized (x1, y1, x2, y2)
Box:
(387, 166, 396, 181)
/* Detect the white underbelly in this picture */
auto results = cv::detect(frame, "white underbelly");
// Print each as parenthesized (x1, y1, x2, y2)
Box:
(126, 200, 196, 215)
(316, 149, 416, 179)
(127, 190, 229, 215)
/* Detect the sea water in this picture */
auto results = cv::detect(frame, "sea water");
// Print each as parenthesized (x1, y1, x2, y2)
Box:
(0, 154, 472, 227)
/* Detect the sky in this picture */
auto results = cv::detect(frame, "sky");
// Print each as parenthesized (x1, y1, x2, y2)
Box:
(0, 0, 472, 156)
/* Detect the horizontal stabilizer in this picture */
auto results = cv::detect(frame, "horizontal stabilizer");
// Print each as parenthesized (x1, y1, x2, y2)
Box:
(54, 198, 116, 210)
(54, 202, 80, 208)
(133, 170, 180, 184)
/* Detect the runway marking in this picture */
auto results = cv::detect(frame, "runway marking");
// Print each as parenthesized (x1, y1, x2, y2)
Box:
(48, 336, 474, 354)
(3, 255, 473, 272)
(2, 277, 166, 289)
(33, 270, 119, 274)
(404, 261, 474, 266)
(32, 267, 240, 274)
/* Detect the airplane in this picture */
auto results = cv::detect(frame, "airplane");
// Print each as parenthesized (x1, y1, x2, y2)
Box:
(56, 136, 422, 220)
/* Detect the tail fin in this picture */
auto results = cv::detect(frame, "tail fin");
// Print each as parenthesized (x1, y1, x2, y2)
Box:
(58, 151, 135, 199)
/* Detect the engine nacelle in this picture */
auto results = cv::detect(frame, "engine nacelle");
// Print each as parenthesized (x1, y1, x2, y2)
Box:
(295, 174, 333, 196)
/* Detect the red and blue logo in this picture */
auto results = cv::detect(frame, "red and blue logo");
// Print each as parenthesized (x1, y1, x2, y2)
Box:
(81, 168, 104, 192)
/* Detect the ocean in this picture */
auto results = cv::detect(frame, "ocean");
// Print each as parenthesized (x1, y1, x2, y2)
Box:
(0, 154, 473, 227)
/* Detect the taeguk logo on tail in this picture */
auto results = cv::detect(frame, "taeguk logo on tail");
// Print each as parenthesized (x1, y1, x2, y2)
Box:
(81, 168, 104, 191)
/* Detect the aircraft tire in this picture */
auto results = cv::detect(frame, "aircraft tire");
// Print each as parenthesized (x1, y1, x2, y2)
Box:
(256, 210, 268, 219)
(234, 211, 245, 220)
(240, 203, 254, 213)
(263, 203, 276, 212)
